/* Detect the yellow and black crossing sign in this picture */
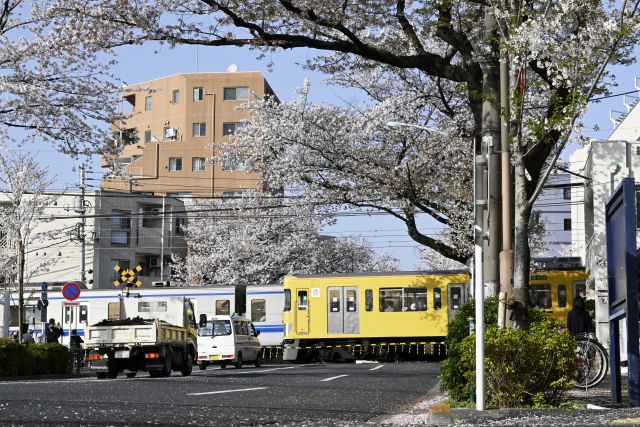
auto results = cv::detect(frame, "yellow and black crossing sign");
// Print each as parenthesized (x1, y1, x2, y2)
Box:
(114, 264, 143, 287)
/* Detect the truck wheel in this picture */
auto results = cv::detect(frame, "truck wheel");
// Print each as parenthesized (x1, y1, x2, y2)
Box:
(254, 353, 262, 368)
(163, 353, 173, 377)
(181, 352, 193, 376)
(96, 372, 107, 379)
(126, 372, 137, 378)
(234, 353, 243, 369)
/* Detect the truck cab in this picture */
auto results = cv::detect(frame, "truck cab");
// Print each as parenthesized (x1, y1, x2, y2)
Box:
(197, 314, 262, 370)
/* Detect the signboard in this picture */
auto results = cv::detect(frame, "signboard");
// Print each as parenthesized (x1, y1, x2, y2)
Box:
(62, 282, 81, 301)
(62, 301, 79, 307)
(605, 177, 640, 406)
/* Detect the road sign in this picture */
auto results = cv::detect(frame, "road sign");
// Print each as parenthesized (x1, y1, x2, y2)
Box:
(41, 282, 48, 292)
(62, 301, 79, 307)
(113, 264, 143, 287)
(62, 282, 81, 301)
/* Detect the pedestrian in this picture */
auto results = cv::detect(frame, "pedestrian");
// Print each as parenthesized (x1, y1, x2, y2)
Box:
(567, 295, 591, 336)
(23, 328, 34, 344)
(46, 318, 62, 343)
(35, 332, 43, 343)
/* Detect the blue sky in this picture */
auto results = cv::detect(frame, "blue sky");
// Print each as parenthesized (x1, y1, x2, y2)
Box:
(23, 42, 640, 270)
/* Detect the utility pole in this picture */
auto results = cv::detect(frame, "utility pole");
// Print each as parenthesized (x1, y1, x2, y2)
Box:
(499, 14, 514, 329)
(482, 8, 502, 297)
(16, 241, 24, 343)
(76, 165, 87, 285)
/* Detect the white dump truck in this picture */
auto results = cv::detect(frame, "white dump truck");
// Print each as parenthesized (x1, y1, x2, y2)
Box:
(85, 296, 198, 379)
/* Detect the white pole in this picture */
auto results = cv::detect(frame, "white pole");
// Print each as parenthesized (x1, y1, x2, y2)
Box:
(475, 238, 485, 411)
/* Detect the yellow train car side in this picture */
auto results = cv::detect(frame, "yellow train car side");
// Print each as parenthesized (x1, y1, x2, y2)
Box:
(529, 269, 588, 325)
(282, 271, 471, 362)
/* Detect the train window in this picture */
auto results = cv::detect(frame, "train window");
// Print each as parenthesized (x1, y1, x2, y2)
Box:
(329, 289, 341, 312)
(108, 302, 120, 320)
(298, 290, 308, 310)
(434, 288, 442, 310)
(380, 289, 402, 312)
(558, 285, 567, 307)
(80, 305, 88, 322)
(529, 284, 552, 309)
(365, 289, 373, 311)
(346, 290, 357, 312)
(216, 300, 230, 315)
(65, 307, 73, 323)
(404, 288, 427, 311)
(251, 299, 266, 322)
(574, 282, 586, 299)
(284, 289, 291, 311)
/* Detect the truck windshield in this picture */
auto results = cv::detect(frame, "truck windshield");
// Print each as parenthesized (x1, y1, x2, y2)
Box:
(198, 320, 231, 337)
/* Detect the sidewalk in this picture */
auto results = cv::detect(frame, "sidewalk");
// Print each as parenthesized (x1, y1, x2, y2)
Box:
(0, 366, 93, 382)
(379, 375, 640, 426)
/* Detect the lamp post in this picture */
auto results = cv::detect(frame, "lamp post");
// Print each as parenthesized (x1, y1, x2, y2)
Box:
(387, 119, 485, 411)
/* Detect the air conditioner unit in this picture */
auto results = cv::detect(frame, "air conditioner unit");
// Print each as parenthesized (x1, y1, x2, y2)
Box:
(150, 257, 161, 267)
(152, 281, 170, 287)
(166, 128, 177, 139)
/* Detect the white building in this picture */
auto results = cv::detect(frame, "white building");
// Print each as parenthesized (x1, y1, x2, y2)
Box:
(532, 173, 574, 257)
(1, 191, 187, 290)
(570, 90, 640, 345)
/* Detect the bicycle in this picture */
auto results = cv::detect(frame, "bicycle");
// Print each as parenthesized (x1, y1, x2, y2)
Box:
(573, 333, 609, 389)
(68, 348, 83, 375)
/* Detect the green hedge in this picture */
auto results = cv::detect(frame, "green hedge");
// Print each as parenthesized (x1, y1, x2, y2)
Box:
(440, 298, 573, 407)
(0, 339, 71, 376)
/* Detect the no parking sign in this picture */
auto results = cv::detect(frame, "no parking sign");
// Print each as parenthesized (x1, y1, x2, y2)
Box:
(62, 282, 81, 301)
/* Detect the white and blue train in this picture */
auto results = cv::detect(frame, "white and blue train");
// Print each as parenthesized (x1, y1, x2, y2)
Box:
(4, 285, 284, 347)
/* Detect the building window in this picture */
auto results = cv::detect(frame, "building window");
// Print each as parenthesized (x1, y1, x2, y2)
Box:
(563, 188, 571, 200)
(172, 90, 179, 104)
(175, 217, 186, 235)
(193, 123, 207, 137)
(110, 259, 130, 279)
(145, 96, 152, 110)
(169, 157, 183, 172)
(223, 87, 249, 101)
(222, 157, 245, 172)
(193, 87, 204, 101)
(222, 122, 246, 136)
(111, 210, 131, 245)
(144, 130, 151, 144)
(192, 157, 206, 172)
(563, 218, 572, 231)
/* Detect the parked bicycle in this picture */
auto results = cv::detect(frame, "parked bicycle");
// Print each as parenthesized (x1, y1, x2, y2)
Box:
(68, 350, 82, 375)
(573, 333, 609, 389)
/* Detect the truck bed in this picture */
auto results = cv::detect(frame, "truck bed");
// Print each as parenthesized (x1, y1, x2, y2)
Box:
(86, 318, 188, 347)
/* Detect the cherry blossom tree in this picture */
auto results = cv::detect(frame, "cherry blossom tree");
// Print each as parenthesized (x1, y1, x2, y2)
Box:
(48, 0, 640, 324)
(0, 152, 60, 343)
(170, 191, 399, 286)
(0, 0, 123, 158)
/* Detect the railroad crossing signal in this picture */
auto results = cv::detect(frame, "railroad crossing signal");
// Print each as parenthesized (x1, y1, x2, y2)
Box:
(113, 264, 142, 287)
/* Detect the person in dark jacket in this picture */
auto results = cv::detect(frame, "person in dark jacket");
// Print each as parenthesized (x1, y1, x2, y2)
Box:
(567, 296, 591, 336)
(46, 318, 62, 343)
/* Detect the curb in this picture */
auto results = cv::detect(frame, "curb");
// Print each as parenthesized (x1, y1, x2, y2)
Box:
(0, 371, 93, 382)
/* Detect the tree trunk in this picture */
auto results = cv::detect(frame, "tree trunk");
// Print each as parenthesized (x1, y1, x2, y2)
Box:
(512, 149, 531, 330)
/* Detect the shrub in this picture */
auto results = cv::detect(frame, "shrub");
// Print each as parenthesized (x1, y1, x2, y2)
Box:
(458, 319, 578, 407)
(0, 339, 29, 376)
(440, 298, 578, 407)
(27, 343, 71, 374)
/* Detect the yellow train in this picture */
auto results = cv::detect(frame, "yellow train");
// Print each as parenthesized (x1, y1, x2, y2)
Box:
(281, 260, 588, 362)
(529, 258, 588, 325)
(282, 270, 471, 362)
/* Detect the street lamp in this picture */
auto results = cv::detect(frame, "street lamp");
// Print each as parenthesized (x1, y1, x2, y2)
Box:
(386, 121, 446, 136)
(389, 119, 485, 411)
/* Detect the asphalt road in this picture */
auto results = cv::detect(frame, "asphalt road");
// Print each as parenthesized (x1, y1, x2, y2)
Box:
(0, 362, 440, 426)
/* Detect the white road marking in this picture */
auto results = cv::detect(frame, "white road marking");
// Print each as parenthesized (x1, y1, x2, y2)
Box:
(321, 375, 349, 382)
(220, 366, 297, 375)
(188, 387, 267, 396)
(369, 365, 384, 371)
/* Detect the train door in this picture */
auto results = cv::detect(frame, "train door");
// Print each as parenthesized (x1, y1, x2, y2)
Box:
(448, 284, 465, 322)
(327, 287, 360, 334)
(62, 302, 88, 345)
(295, 289, 309, 334)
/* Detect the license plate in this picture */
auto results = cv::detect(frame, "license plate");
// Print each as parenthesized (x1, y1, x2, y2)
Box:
(115, 350, 130, 358)
(210, 355, 220, 361)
